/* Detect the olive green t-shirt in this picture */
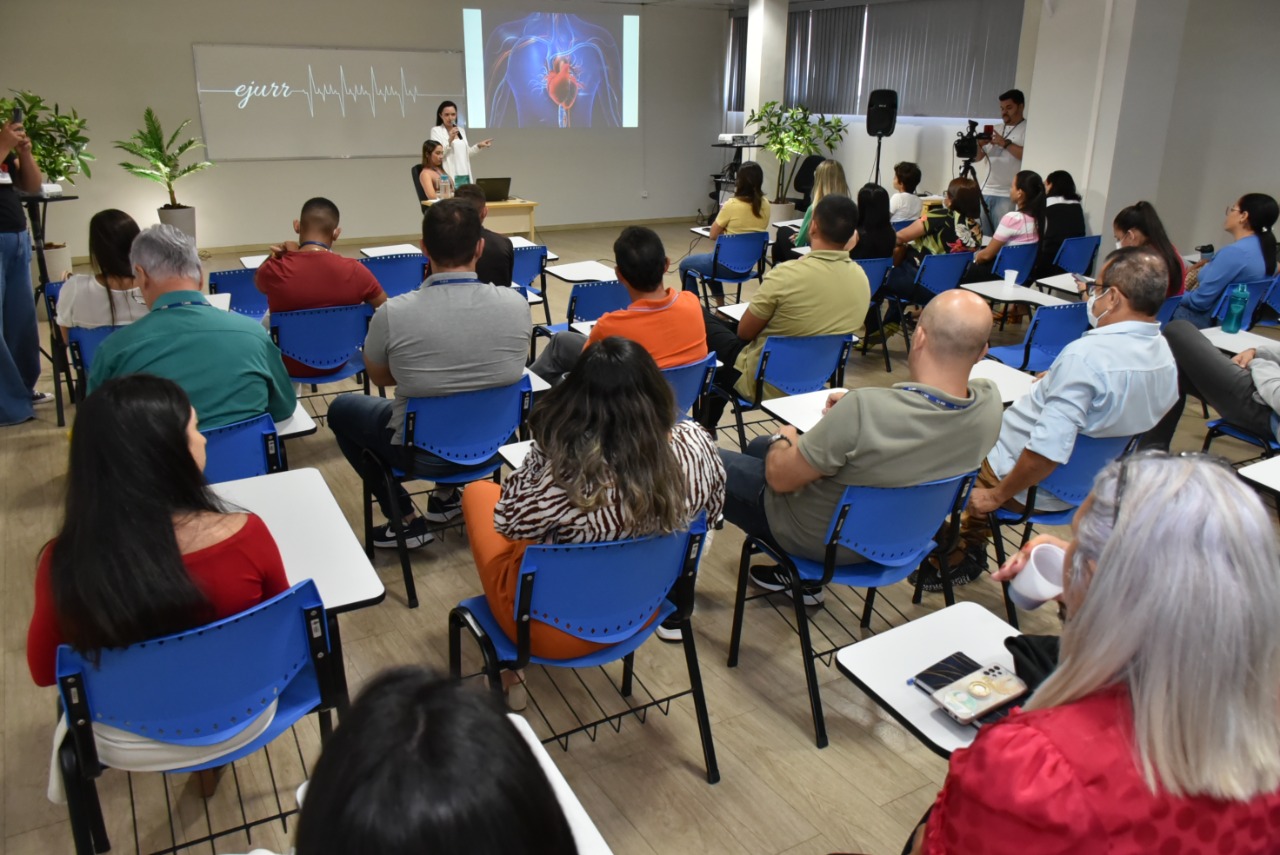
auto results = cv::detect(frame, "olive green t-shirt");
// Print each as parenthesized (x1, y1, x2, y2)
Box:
(764, 380, 1003, 561)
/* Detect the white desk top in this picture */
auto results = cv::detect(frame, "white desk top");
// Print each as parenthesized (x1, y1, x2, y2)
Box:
(835, 602, 1021, 757)
(275, 401, 317, 438)
(570, 321, 596, 335)
(207, 292, 232, 311)
(360, 243, 422, 258)
(525, 289, 544, 305)
(793, 245, 812, 256)
(971, 359, 1036, 405)
(545, 260, 617, 283)
(510, 235, 560, 261)
(690, 225, 776, 246)
(1201, 326, 1275, 355)
(716, 302, 751, 322)
(239, 254, 269, 270)
(760, 389, 836, 433)
(211, 468, 385, 613)
(773, 218, 804, 228)
(1035, 272, 1088, 295)
(523, 367, 551, 393)
(508, 714, 613, 854)
(1240, 456, 1280, 492)
(1183, 252, 1203, 266)
(963, 280, 1071, 307)
(500, 439, 535, 469)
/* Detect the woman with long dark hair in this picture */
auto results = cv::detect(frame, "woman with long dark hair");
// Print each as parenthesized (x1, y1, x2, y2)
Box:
(970, 169, 1045, 272)
(1174, 192, 1278, 328)
(428, 100, 493, 185)
(849, 182, 898, 261)
(679, 161, 771, 306)
(55, 209, 146, 339)
(1113, 201, 1186, 298)
(28, 374, 288, 800)
(1032, 170, 1088, 281)
(882, 177, 983, 320)
(419, 139, 448, 200)
(461, 337, 724, 700)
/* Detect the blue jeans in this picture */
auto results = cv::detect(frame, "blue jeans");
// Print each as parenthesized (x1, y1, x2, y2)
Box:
(982, 194, 1015, 236)
(0, 231, 39, 426)
(328, 393, 468, 518)
(718, 437, 782, 551)
(679, 252, 743, 300)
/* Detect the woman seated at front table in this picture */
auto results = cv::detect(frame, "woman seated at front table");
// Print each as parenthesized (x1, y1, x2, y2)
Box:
(27, 374, 289, 803)
(418, 139, 448, 201)
(461, 337, 725, 704)
(1113, 201, 1186, 298)
(884, 177, 983, 311)
(1172, 192, 1277, 328)
(680, 161, 770, 307)
(55, 209, 147, 339)
(965, 169, 1045, 282)
(903, 452, 1280, 854)
(771, 159, 847, 267)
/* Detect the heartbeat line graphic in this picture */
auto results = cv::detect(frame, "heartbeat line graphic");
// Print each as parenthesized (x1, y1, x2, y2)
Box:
(199, 65, 450, 118)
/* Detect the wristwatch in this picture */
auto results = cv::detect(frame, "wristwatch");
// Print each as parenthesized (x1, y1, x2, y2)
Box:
(768, 433, 792, 448)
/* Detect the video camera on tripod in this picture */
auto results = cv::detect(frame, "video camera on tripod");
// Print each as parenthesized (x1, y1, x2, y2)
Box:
(953, 120, 992, 161)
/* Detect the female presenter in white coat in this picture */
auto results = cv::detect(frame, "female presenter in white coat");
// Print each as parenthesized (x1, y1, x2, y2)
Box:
(429, 101, 492, 186)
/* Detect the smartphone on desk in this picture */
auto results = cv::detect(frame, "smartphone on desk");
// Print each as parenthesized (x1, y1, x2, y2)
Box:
(913, 652, 1026, 727)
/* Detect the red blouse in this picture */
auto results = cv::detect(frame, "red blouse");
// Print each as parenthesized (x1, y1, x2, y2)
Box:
(27, 514, 289, 687)
(924, 685, 1280, 854)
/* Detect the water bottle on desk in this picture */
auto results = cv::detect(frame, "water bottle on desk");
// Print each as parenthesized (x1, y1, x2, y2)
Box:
(1221, 284, 1249, 334)
(440, 174, 454, 199)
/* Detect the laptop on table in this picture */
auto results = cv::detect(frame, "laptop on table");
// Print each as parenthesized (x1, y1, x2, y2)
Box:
(475, 177, 512, 203)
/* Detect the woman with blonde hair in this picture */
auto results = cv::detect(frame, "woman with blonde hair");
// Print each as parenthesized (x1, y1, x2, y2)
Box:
(772, 159, 849, 266)
(904, 452, 1280, 853)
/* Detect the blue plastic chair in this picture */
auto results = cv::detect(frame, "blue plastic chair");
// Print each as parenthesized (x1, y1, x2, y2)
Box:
(531, 280, 630, 357)
(1251, 276, 1280, 328)
(55, 580, 340, 855)
(1210, 278, 1272, 331)
(512, 244, 553, 325)
(1156, 294, 1182, 328)
(1052, 235, 1101, 276)
(359, 253, 427, 299)
(209, 269, 269, 322)
(67, 326, 122, 398)
(712, 333, 855, 452)
(728, 472, 977, 747)
(986, 303, 1088, 372)
(1202, 419, 1280, 459)
(363, 375, 534, 608)
(992, 242, 1040, 286)
(661, 352, 717, 420)
(891, 220, 915, 232)
(448, 514, 718, 782)
(853, 257, 896, 373)
(270, 304, 370, 393)
(200, 413, 284, 484)
(987, 434, 1134, 625)
(685, 231, 769, 307)
(887, 251, 974, 356)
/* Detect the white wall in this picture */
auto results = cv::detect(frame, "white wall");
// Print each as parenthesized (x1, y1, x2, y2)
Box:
(5, 0, 727, 256)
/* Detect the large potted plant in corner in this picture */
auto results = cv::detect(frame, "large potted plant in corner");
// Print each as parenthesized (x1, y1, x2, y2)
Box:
(0, 90, 94, 278)
(114, 108, 212, 241)
(745, 101, 848, 220)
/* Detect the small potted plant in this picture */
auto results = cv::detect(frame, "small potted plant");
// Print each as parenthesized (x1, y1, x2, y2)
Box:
(745, 101, 847, 220)
(114, 108, 213, 241)
(0, 90, 95, 276)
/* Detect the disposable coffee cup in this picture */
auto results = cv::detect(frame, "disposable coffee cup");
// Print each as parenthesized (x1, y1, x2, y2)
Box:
(1003, 269, 1018, 285)
(1008, 543, 1065, 610)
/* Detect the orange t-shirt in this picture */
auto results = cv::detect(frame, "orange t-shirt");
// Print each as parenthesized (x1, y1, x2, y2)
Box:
(586, 288, 708, 368)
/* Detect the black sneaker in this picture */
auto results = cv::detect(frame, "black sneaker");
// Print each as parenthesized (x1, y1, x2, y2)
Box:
(919, 551, 988, 594)
(371, 516, 434, 549)
(424, 490, 463, 523)
(748, 565, 824, 606)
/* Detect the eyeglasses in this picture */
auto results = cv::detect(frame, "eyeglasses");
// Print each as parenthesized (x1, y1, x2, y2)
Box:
(1227, 205, 1242, 216)
(1110, 451, 1235, 528)
(1086, 281, 1110, 297)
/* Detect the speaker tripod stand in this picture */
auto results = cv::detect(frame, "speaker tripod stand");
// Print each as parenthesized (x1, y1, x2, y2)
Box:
(870, 132, 886, 187)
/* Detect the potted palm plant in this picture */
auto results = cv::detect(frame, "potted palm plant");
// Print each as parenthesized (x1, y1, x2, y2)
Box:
(0, 90, 94, 277)
(745, 101, 848, 220)
(114, 108, 213, 241)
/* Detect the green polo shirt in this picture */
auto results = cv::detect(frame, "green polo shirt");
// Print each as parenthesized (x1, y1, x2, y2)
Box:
(88, 290, 296, 429)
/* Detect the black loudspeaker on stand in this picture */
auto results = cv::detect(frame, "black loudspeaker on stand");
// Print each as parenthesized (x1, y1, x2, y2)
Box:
(866, 89, 898, 187)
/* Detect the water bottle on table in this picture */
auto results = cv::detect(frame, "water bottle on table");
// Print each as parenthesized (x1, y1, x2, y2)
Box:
(440, 174, 454, 200)
(1221, 284, 1250, 334)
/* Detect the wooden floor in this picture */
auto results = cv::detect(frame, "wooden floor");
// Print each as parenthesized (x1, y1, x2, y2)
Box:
(0, 223, 1258, 854)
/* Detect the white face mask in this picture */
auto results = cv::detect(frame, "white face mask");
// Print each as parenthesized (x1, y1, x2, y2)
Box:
(1086, 288, 1111, 328)
(1115, 240, 1123, 250)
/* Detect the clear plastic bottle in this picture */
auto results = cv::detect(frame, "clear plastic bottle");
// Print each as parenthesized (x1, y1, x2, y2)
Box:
(1221, 283, 1250, 334)
(439, 174, 454, 200)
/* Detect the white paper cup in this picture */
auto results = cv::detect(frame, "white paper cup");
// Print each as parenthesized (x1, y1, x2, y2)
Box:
(1003, 268, 1018, 285)
(1008, 543, 1065, 610)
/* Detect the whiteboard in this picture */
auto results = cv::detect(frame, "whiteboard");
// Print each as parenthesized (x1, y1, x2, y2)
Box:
(193, 44, 465, 161)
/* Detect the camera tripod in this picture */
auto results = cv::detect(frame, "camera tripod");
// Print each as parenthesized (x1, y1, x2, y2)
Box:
(958, 157, 994, 232)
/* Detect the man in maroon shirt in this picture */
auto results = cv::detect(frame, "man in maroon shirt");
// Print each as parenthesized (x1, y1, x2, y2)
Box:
(255, 197, 387, 377)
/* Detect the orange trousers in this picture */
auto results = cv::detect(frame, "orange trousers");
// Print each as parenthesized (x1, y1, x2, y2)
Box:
(462, 481, 609, 660)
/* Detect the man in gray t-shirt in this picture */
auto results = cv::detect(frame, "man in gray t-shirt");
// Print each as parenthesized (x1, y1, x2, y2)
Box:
(718, 290, 1002, 602)
(329, 200, 531, 549)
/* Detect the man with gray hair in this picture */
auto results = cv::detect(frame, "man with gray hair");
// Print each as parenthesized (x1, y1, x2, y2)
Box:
(89, 224, 295, 429)
(945, 247, 1177, 589)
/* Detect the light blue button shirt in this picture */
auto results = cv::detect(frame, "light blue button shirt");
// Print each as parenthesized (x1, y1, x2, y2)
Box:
(988, 320, 1177, 505)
